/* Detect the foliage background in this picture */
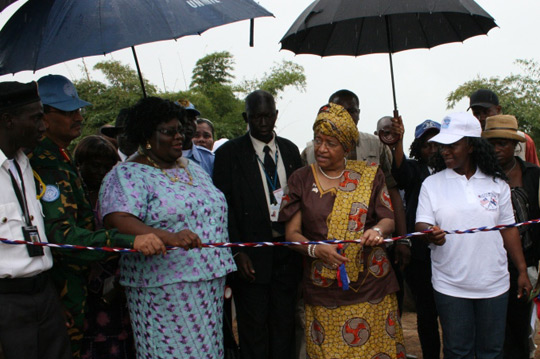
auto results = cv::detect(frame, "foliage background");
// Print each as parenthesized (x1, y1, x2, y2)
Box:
(74, 51, 306, 146)
(446, 59, 540, 151)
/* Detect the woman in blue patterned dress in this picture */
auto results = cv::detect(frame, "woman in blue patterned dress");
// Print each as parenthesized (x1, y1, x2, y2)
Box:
(98, 97, 236, 359)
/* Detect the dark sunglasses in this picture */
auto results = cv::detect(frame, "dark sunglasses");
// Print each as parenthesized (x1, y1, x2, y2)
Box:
(156, 127, 184, 137)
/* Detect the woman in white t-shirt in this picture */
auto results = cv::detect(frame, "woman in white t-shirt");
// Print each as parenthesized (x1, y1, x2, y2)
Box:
(415, 112, 532, 359)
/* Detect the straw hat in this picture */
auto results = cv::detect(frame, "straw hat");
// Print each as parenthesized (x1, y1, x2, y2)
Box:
(481, 115, 526, 142)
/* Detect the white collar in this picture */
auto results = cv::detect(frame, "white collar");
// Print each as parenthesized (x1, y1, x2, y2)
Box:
(444, 167, 487, 179)
(0, 148, 28, 172)
(249, 133, 277, 154)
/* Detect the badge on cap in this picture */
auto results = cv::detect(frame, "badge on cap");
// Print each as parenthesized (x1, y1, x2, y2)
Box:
(42, 185, 60, 202)
(442, 118, 451, 129)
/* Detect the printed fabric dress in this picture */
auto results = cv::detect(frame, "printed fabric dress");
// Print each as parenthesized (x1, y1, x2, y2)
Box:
(99, 160, 236, 359)
(279, 162, 405, 359)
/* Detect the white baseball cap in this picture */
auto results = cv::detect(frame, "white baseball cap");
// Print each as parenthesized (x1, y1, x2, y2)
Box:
(429, 112, 481, 144)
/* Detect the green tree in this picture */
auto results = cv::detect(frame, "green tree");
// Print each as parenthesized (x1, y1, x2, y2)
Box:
(446, 59, 540, 146)
(235, 60, 307, 98)
(72, 51, 306, 142)
(74, 61, 157, 146)
(190, 51, 235, 92)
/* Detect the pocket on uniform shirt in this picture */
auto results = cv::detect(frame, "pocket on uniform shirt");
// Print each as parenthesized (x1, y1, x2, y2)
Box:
(0, 202, 25, 241)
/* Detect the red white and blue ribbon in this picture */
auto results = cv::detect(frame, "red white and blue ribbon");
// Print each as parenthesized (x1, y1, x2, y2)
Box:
(1, 218, 539, 253)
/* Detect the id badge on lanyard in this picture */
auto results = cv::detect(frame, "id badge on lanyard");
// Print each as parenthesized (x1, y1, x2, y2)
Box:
(270, 187, 284, 222)
(8, 161, 44, 257)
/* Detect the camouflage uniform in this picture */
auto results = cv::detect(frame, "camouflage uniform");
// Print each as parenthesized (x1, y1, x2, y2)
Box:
(29, 136, 135, 359)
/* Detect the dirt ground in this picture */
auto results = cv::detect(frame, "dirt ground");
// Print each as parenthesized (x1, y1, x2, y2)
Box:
(401, 310, 540, 359)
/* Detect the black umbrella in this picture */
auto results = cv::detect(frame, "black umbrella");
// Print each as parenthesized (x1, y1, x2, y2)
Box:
(0, 0, 272, 97)
(0, 0, 17, 12)
(280, 0, 497, 116)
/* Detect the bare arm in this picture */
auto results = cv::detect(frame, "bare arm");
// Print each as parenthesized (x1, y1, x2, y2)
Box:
(501, 227, 532, 299)
(389, 188, 406, 236)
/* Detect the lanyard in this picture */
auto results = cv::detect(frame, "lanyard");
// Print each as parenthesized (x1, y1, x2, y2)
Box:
(7, 160, 32, 226)
(256, 145, 280, 191)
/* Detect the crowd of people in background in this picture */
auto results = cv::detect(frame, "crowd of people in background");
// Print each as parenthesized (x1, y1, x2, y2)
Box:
(0, 74, 539, 359)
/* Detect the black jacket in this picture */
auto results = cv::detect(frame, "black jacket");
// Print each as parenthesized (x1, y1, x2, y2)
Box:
(392, 157, 432, 261)
(516, 157, 540, 266)
(213, 133, 303, 283)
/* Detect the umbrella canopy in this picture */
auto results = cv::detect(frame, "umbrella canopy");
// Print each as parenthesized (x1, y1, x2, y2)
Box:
(0, 0, 272, 84)
(280, 0, 497, 114)
(0, 0, 17, 12)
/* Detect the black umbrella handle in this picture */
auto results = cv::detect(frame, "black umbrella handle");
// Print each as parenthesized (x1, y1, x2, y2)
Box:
(385, 15, 398, 114)
(132, 46, 147, 98)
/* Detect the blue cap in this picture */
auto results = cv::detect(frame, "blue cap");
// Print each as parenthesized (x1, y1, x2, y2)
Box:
(37, 75, 91, 111)
(415, 120, 441, 139)
(176, 99, 200, 116)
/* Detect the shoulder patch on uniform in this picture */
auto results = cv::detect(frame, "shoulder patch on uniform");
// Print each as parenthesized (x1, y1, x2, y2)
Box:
(42, 184, 60, 202)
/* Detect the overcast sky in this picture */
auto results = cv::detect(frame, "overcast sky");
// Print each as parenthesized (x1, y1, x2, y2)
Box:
(1, 0, 539, 151)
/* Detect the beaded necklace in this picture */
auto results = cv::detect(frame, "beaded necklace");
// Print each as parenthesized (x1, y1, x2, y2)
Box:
(138, 148, 193, 185)
(318, 158, 347, 180)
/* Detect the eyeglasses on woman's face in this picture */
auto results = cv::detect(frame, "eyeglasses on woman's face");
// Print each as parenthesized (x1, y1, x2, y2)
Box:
(155, 126, 184, 137)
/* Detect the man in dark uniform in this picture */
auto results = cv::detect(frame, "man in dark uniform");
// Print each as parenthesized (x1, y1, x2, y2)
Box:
(213, 90, 302, 359)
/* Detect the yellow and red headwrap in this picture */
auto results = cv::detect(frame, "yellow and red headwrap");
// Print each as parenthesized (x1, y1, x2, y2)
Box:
(313, 103, 358, 152)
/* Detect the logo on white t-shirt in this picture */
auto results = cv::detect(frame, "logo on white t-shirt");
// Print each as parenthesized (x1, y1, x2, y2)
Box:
(478, 192, 498, 211)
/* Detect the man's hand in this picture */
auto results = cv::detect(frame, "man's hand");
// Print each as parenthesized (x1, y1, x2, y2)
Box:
(517, 271, 532, 300)
(393, 243, 411, 271)
(62, 306, 75, 328)
(391, 115, 404, 141)
(235, 252, 256, 282)
(133, 233, 166, 256)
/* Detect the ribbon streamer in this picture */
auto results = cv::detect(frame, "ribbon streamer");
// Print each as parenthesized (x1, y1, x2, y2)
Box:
(1, 218, 539, 252)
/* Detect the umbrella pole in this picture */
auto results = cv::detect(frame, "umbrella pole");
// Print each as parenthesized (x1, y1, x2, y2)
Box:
(388, 52, 398, 117)
(385, 16, 398, 117)
(250, 19, 254, 47)
(131, 46, 147, 98)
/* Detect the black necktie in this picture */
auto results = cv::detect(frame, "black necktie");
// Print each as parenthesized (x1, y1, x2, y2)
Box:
(263, 145, 280, 203)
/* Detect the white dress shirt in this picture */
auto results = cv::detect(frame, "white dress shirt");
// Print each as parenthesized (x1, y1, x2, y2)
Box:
(249, 133, 287, 218)
(0, 149, 52, 278)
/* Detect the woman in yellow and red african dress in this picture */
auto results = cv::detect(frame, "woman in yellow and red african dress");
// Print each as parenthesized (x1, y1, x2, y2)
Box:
(279, 103, 405, 359)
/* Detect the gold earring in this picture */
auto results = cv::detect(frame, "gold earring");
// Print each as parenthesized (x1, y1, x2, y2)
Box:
(146, 142, 152, 150)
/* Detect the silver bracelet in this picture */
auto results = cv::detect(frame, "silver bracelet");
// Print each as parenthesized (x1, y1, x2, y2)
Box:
(307, 244, 317, 258)
(371, 227, 383, 237)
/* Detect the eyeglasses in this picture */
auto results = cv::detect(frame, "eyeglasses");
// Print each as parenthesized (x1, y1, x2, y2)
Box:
(156, 127, 184, 137)
(47, 108, 85, 118)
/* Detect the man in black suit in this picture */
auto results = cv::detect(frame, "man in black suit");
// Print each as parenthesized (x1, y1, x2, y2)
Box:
(213, 90, 302, 359)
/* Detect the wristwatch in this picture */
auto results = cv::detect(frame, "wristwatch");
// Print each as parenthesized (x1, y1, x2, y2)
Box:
(371, 227, 383, 237)
(397, 238, 412, 247)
